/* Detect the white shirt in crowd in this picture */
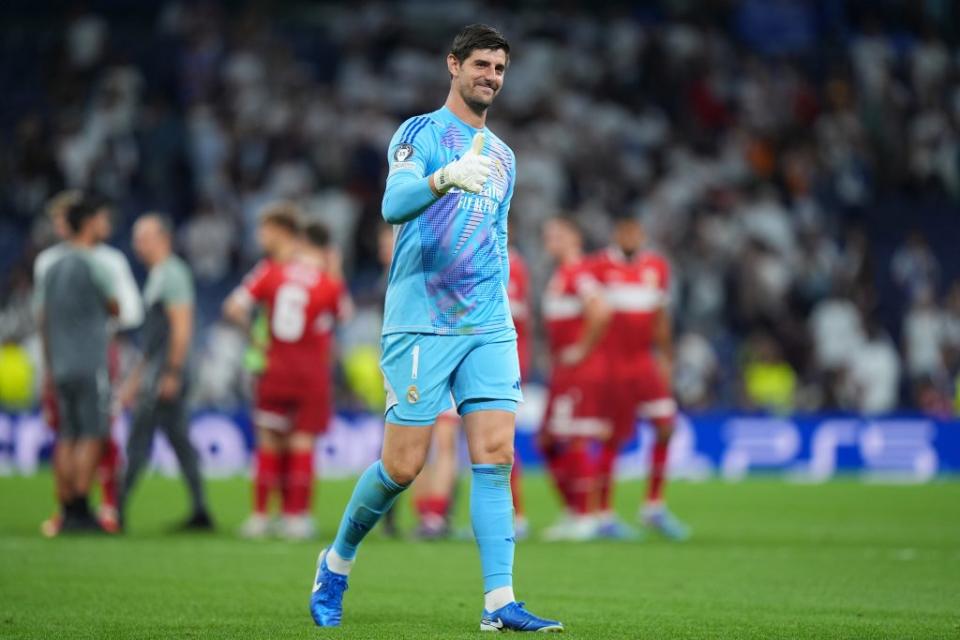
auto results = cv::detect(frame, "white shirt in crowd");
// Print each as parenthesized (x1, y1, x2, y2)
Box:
(902, 303, 947, 378)
(845, 336, 901, 415)
(809, 298, 865, 370)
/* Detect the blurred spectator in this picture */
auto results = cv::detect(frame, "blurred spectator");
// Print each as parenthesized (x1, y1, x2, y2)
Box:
(737, 183, 794, 257)
(816, 78, 871, 208)
(793, 228, 841, 308)
(192, 321, 247, 409)
(902, 286, 948, 380)
(891, 231, 941, 302)
(840, 318, 901, 415)
(65, 12, 108, 71)
(809, 287, 866, 373)
(734, 238, 792, 327)
(938, 280, 960, 416)
(912, 373, 955, 418)
(178, 200, 236, 285)
(911, 30, 950, 103)
(0, 269, 35, 345)
(837, 226, 875, 293)
(943, 280, 960, 353)
(10, 116, 61, 219)
(674, 331, 719, 410)
(741, 332, 796, 413)
(677, 212, 729, 335)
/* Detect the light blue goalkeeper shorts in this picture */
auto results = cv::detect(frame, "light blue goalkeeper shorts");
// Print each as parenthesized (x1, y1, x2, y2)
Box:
(380, 326, 522, 426)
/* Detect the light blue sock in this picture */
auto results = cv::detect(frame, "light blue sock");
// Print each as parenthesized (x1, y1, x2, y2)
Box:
(332, 460, 406, 561)
(471, 464, 515, 592)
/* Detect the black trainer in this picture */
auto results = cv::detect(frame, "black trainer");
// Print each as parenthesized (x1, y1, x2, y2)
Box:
(173, 509, 215, 532)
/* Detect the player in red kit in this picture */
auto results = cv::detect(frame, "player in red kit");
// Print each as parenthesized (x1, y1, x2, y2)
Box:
(539, 216, 612, 541)
(508, 246, 531, 379)
(592, 214, 690, 540)
(225, 204, 347, 540)
(506, 245, 530, 538)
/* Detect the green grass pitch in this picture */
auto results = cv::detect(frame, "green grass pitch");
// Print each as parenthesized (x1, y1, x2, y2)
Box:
(1, 472, 958, 639)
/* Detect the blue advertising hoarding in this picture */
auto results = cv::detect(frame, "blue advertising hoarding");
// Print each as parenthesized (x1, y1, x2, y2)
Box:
(2, 403, 957, 483)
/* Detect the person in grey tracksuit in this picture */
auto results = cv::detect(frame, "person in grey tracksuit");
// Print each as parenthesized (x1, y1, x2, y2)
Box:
(119, 213, 212, 530)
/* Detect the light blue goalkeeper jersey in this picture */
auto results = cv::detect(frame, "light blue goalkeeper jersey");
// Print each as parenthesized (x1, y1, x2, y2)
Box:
(381, 106, 516, 336)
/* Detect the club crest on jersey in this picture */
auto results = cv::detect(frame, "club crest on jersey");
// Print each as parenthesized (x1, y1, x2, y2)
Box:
(393, 144, 414, 162)
(406, 385, 420, 404)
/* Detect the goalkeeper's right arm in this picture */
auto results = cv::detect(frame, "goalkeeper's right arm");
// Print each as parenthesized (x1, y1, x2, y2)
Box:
(382, 133, 490, 224)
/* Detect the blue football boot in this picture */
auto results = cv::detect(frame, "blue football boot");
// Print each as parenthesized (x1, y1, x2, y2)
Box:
(480, 601, 564, 632)
(309, 548, 349, 627)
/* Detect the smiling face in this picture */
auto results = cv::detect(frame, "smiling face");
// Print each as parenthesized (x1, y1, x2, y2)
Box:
(448, 48, 508, 115)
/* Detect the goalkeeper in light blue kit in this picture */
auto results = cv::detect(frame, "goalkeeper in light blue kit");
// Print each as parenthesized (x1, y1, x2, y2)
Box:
(310, 24, 563, 632)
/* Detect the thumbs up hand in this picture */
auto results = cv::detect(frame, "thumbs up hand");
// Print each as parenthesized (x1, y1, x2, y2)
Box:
(432, 132, 492, 194)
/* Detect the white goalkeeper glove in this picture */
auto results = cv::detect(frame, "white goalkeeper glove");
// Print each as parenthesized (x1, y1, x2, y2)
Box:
(433, 132, 491, 194)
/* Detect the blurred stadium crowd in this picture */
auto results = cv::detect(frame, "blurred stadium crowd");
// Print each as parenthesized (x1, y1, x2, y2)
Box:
(1, 0, 959, 416)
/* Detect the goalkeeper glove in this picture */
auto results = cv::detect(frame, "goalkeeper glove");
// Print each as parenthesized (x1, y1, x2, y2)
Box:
(433, 132, 491, 194)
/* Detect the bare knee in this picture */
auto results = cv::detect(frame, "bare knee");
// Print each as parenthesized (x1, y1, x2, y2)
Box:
(289, 432, 315, 453)
(257, 427, 284, 453)
(381, 454, 424, 486)
(381, 423, 434, 485)
(474, 438, 514, 466)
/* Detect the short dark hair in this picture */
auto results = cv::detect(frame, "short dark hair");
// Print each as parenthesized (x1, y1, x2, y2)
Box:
(304, 221, 331, 249)
(86, 193, 113, 215)
(259, 201, 302, 235)
(450, 24, 510, 64)
(65, 198, 99, 233)
(612, 211, 641, 226)
(46, 189, 82, 220)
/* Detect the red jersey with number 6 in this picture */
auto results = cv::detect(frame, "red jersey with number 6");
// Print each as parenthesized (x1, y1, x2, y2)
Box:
(239, 259, 343, 391)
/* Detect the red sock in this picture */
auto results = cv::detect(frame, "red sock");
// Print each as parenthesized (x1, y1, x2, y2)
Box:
(568, 441, 596, 515)
(431, 496, 450, 518)
(414, 495, 430, 518)
(422, 496, 450, 516)
(254, 449, 280, 515)
(647, 440, 669, 504)
(596, 444, 618, 512)
(510, 458, 525, 517)
(283, 450, 315, 515)
(97, 439, 119, 509)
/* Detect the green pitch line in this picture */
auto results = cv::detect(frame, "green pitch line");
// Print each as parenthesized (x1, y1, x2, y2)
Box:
(1, 473, 958, 639)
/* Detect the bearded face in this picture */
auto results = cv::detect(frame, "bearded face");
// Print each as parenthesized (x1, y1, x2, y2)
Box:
(449, 48, 507, 115)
